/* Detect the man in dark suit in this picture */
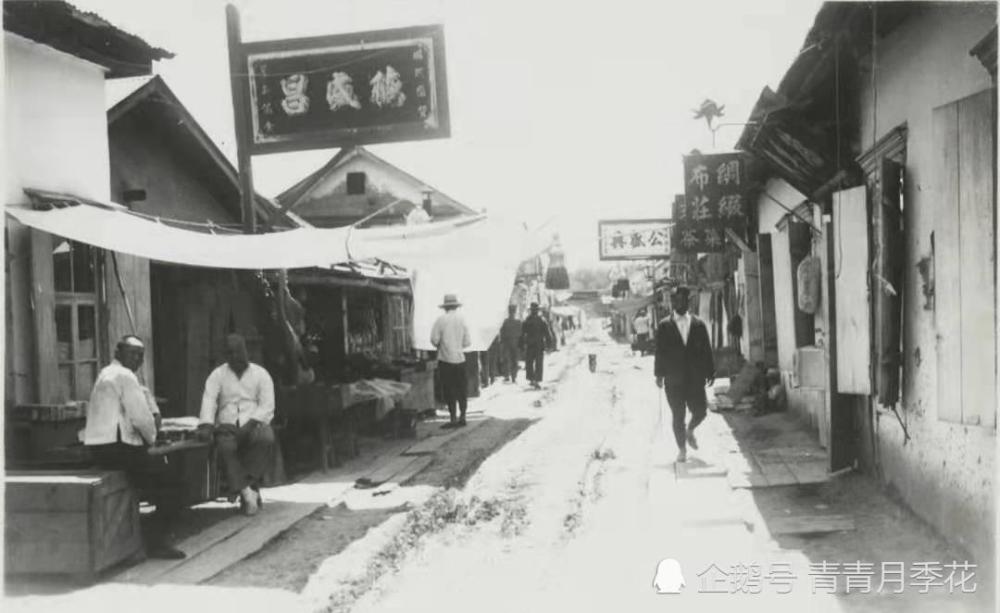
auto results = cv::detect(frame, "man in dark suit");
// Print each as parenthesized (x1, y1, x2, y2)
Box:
(521, 302, 553, 389)
(654, 286, 715, 462)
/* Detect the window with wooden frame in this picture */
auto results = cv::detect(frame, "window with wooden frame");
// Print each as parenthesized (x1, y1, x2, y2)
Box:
(933, 89, 997, 428)
(31, 230, 105, 403)
(386, 294, 413, 356)
(858, 125, 907, 408)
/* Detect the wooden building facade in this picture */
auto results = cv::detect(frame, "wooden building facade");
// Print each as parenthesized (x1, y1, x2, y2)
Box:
(735, 2, 997, 569)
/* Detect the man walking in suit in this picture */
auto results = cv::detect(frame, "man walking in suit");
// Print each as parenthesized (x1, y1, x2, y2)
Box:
(499, 304, 522, 383)
(654, 286, 715, 462)
(521, 302, 553, 390)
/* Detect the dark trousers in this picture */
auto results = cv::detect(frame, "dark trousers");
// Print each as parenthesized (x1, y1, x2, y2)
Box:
(88, 442, 184, 549)
(524, 347, 545, 383)
(501, 342, 520, 381)
(665, 382, 708, 450)
(215, 422, 275, 495)
(439, 361, 468, 420)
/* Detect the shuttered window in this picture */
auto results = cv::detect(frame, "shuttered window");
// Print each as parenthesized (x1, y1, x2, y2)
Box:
(857, 126, 907, 406)
(933, 89, 997, 427)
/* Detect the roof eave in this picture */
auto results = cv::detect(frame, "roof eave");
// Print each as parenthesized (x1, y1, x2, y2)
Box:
(4, 1, 173, 79)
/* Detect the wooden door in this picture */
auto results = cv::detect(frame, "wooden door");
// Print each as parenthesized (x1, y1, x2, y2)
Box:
(757, 234, 780, 368)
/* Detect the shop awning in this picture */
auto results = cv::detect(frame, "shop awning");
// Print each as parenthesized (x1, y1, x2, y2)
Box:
(7, 197, 542, 353)
(6, 202, 351, 269)
(5, 200, 484, 270)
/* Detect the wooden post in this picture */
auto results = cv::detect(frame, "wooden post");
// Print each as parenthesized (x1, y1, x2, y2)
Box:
(226, 4, 257, 234)
(341, 291, 349, 355)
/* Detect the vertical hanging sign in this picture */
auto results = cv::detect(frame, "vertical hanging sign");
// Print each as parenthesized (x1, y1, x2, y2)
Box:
(675, 152, 749, 253)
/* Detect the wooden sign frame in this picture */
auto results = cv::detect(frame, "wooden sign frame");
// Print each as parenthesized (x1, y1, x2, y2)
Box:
(598, 219, 673, 261)
(236, 24, 450, 155)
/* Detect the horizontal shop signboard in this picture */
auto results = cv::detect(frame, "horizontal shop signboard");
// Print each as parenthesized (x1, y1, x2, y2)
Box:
(240, 25, 449, 154)
(598, 219, 672, 261)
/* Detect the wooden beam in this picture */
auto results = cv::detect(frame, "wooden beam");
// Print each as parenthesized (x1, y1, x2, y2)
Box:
(226, 4, 257, 234)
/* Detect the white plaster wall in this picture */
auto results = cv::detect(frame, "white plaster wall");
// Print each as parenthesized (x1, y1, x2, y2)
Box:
(855, 5, 996, 567)
(4, 33, 112, 404)
(756, 179, 831, 435)
(756, 178, 807, 375)
(4, 33, 110, 203)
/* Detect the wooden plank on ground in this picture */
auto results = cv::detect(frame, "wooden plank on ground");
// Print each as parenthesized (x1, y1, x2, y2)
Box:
(675, 462, 728, 480)
(754, 459, 797, 486)
(155, 500, 320, 585)
(359, 453, 429, 487)
(774, 446, 826, 461)
(115, 510, 253, 584)
(786, 460, 830, 485)
(768, 514, 854, 535)
(387, 455, 435, 487)
(401, 418, 488, 455)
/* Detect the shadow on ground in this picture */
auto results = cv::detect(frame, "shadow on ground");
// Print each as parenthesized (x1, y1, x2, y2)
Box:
(721, 410, 993, 612)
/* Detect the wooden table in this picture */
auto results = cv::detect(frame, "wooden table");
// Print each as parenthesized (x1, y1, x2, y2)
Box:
(148, 439, 222, 506)
(279, 384, 359, 472)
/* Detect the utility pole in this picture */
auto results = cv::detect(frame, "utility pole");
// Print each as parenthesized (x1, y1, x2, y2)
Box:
(226, 4, 257, 234)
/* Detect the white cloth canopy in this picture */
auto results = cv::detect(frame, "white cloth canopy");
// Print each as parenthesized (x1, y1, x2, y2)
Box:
(6, 204, 541, 352)
(353, 215, 536, 351)
(6, 204, 352, 270)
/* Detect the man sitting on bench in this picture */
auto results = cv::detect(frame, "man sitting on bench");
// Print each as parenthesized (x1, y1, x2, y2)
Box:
(197, 334, 275, 516)
(85, 335, 186, 560)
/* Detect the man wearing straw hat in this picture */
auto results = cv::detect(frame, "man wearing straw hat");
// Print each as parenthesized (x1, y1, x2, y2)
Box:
(431, 293, 472, 428)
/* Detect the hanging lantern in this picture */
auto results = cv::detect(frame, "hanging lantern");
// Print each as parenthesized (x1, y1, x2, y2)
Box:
(545, 233, 570, 290)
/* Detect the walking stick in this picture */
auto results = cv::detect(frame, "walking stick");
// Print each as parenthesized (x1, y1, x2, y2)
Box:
(656, 382, 663, 435)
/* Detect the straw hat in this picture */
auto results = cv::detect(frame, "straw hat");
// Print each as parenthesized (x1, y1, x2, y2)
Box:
(439, 294, 462, 308)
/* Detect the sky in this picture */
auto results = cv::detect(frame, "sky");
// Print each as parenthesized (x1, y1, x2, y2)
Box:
(78, 0, 824, 266)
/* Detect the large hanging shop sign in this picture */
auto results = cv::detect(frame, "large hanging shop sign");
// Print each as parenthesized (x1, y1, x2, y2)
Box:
(598, 219, 672, 261)
(675, 152, 749, 253)
(239, 24, 450, 154)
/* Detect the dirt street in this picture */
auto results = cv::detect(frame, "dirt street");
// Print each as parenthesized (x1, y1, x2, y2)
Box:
(340, 334, 992, 613)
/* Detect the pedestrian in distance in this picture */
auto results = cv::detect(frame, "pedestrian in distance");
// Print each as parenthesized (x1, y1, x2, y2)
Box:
(431, 293, 472, 428)
(521, 302, 553, 390)
(632, 308, 652, 356)
(654, 286, 715, 463)
(499, 304, 523, 383)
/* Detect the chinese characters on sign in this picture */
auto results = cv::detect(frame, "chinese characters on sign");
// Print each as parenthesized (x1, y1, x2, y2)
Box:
(242, 25, 449, 154)
(673, 152, 749, 253)
(598, 219, 673, 261)
(681, 560, 977, 596)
